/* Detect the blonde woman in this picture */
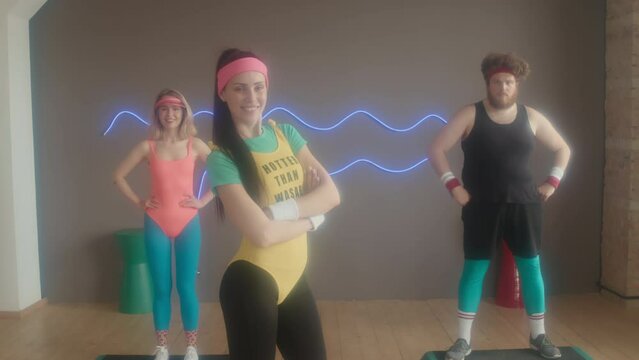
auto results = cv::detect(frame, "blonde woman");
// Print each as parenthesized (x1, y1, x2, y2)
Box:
(114, 89, 214, 360)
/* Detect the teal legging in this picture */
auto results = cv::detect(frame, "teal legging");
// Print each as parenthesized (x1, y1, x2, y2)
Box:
(458, 256, 545, 315)
(144, 214, 201, 331)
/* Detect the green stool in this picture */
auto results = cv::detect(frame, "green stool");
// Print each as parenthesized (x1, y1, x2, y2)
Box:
(115, 228, 153, 314)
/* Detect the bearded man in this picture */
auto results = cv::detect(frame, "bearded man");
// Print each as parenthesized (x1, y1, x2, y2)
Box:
(429, 52, 571, 360)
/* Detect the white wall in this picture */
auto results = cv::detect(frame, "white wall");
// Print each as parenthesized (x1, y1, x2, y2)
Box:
(0, 0, 46, 311)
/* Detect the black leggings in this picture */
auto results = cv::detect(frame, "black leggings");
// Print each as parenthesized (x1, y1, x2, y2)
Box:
(219, 261, 326, 360)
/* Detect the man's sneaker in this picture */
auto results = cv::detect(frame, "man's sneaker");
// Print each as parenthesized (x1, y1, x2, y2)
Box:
(153, 346, 169, 360)
(445, 338, 472, 360)
(184, 345, 199, 360)
(530, 334, 562, 359)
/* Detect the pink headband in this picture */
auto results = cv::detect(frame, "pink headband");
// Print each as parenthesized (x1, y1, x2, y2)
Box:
(154, 96, 185, 109)
(487, 66, 516, 80)
(216, 57, 269, 97)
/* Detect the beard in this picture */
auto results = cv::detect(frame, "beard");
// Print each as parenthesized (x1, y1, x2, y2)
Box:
(487, 90, 518, 109)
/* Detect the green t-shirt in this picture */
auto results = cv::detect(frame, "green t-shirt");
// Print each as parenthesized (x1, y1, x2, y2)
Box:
(206, 122, 307, 194)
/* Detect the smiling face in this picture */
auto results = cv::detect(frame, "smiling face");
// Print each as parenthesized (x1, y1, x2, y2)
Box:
(156, 104, 184, 130)
(486, 72, 519, 109)
(220, 71, 267, 126)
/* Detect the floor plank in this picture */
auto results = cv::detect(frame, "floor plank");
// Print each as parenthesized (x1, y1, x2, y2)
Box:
(0, 294, 637, 360)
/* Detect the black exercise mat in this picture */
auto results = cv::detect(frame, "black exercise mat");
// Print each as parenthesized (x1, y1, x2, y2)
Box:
(422, 346, 592, 360)
(97, 355, 228, 360)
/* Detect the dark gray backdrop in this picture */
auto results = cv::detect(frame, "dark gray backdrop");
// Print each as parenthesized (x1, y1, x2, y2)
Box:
(30, 0, 604, 302)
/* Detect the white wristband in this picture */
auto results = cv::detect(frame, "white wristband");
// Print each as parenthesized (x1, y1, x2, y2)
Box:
(268, 198, 299, 221)
(549, 166, 564, 180)
(308, 214, 325, 231)
(440, 171, 455, 184)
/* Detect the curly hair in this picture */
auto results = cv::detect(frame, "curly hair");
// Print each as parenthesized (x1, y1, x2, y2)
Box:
(481, 53, 531, 82)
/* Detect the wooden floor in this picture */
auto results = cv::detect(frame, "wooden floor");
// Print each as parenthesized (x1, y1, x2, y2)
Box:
(1, 293, 637, 360)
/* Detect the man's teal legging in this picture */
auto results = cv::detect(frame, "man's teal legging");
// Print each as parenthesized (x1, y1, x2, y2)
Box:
(144, 214, 201, 331)
(458, 256, 545, 315)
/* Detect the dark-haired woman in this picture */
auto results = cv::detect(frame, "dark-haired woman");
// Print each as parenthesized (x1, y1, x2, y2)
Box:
(206, 49, 340, 359)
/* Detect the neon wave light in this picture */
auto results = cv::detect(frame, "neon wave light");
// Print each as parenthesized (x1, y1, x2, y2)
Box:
(105, 106, 445, 197)
(196, 156, 430, 198)
(262, 107, 447, 131)
(103, 111, 150, 135)
(103, 107, 447, 135)
(103, 110, 215, 136)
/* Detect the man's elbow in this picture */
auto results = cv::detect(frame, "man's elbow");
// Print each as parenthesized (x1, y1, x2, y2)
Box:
(558, 144, 571, 160)
(428, 143, 443, 160)
(112, 173, 123, 185)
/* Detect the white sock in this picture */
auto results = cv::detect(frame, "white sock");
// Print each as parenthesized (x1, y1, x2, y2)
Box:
(529, 313, 545, 338)
(457, 310, 476, 344)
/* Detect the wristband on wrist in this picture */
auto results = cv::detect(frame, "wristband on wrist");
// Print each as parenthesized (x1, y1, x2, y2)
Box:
(546, 166, 564, 189)
(440, 171, 461, 192)
(308, 214, 325, 231)
(268, 198, 299, 221)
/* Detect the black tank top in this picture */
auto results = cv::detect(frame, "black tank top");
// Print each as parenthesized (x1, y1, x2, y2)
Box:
(461, 101, 539, 203)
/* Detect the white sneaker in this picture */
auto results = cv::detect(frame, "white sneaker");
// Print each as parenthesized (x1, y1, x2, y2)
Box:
(184, 345, 199, 360)
(153, 345, 169, 360)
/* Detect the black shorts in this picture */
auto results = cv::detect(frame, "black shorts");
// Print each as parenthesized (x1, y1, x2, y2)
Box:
(462, 201, 542, 260)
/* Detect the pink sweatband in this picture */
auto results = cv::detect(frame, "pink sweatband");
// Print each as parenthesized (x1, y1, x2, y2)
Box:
(445, 178, 462, 192)
(487, 66, 515, 80)
(546, 176, 561, 189)
(217, 57, 269, 97)
(154, 96, 185, 109)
